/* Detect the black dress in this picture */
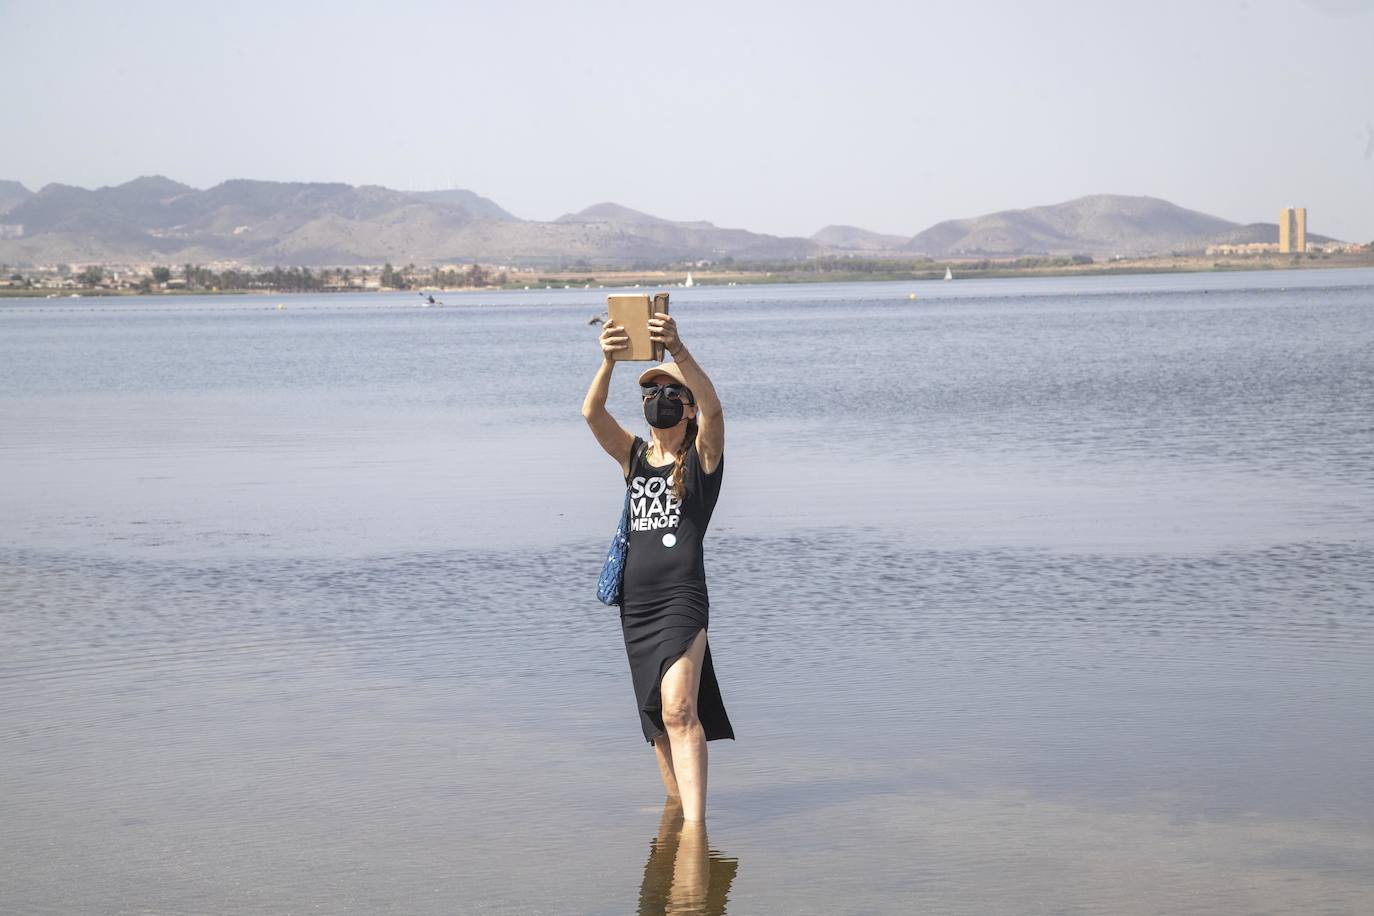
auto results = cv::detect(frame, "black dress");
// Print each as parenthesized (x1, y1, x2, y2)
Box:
(620, 435, 736, 746)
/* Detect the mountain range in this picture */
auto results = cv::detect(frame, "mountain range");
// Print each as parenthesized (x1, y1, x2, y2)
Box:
(0, 177, 1339, 267)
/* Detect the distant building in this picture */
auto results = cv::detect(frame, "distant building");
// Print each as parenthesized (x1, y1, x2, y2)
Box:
(1207, 242, 1280, 255)
(1279, 207, 1307, 253)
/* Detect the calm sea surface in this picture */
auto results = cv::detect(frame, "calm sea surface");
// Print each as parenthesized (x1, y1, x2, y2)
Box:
(2, 269, 1372, 914)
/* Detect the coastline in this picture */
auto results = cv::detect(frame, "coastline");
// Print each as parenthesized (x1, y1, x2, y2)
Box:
(3, 251, 1371, 299)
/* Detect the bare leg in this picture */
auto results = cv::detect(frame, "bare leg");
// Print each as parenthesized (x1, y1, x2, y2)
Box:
(660, 628, 710, 821)
(653, 733, 680, 798)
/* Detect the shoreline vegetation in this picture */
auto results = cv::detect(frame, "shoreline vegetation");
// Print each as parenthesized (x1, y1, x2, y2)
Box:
(2, 250, 1371, 299)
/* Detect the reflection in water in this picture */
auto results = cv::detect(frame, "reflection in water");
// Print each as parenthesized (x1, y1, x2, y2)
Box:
(637, 799, 739, 915)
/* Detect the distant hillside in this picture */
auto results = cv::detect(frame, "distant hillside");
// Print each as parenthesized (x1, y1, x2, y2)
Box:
(904, 194, 1240, 258)
(811, 225, 909, 251)
(552, 202, 816, 260)
(406, 188, 518, 221)
(0, 177, 817, 266)
(0, 177, 1346, 267)
(557, 202, 670, 225)
(0, 180, 33, 216)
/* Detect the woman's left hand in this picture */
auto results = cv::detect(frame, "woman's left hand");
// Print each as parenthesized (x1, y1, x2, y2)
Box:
(648, 312, 681, 355)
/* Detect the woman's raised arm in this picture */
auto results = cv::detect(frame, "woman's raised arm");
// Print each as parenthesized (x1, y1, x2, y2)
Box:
(649, 312, 723, 475)
(582, 321, 635, 477)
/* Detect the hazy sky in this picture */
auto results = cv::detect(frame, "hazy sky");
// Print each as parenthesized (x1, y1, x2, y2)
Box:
(3, 0, 1372, 241)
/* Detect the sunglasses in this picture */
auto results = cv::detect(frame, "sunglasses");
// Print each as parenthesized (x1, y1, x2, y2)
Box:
(641, 382, 694, 403)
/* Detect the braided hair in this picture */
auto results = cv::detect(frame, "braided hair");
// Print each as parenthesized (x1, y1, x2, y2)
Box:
(670, 415, 698, 504)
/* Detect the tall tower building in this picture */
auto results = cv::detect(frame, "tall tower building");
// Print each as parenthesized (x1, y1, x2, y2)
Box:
(1280, 207, 1308, 253)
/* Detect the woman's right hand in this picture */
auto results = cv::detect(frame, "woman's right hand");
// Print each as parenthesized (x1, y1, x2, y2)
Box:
(599, 321, 629, 360)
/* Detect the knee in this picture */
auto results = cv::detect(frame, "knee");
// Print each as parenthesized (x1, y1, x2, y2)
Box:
(661, 695, 698, 731)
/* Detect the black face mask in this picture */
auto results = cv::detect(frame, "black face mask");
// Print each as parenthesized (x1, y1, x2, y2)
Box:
(643, 393, 686, 429)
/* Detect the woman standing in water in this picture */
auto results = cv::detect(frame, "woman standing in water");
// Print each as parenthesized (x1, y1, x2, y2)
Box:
(582, 309, 735, 822)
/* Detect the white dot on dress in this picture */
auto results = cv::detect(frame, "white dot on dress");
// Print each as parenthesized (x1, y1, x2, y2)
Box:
(662, 533, 677, 548)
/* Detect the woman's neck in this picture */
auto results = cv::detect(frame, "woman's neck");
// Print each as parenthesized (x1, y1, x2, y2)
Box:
(648, 428, 686, 463)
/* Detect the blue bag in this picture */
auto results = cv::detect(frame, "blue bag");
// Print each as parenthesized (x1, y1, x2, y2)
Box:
(597, 489, 631, 606)
(597, 439, 642, 606)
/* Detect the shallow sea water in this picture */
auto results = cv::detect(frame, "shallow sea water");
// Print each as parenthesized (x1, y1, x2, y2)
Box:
(2, 269, 1372, 914)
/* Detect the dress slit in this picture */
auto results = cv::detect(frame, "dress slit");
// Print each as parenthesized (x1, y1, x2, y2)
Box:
(640, 626, 733, 746)
(645, 626, 706, 743)
(643, 626, 703, 741)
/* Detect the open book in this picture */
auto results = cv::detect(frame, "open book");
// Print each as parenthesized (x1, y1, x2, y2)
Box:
(607, 292, 670, 362)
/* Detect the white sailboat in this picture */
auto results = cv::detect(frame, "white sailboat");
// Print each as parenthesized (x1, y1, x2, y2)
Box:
(944, 266, 953, 281)
(684, 272, 694, 288)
